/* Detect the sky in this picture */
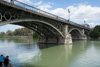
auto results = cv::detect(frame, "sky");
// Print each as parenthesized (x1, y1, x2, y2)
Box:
(1, 0, 100, 32)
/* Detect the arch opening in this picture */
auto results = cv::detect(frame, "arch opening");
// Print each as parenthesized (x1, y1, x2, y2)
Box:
(69, 28, 82, 39)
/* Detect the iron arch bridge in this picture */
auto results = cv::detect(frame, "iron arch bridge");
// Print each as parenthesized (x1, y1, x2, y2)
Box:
(0, 0, 91, 44)
(0, 19, 64, 38)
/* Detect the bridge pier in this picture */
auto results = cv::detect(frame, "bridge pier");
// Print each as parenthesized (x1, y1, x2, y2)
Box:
(38, 36, 72, 44)
(64, 34, 72, 44)
(38, 25, 72, 44)
(81, 29, 87, 39)
(63, 25, 72, 44)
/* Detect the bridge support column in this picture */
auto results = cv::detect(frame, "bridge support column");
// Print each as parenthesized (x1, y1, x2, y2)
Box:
(63, 25, 72, 44)
(81, 29, 87, 39)
(38, 25, 72, 44)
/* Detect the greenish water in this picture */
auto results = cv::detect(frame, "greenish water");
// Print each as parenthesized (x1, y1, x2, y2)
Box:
(0, 38, 100, 67)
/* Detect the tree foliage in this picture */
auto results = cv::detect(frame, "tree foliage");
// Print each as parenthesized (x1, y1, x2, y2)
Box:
(0, 28, 33, 38)
(90, 25, 100, 38)
(6, 30, 13, 36)
(4, 28, 33, 36)
(13, 28, 33, 36)
(33, 32, 39, 39)
(0, 32, 5, 38)
(33, 32, 40, 43)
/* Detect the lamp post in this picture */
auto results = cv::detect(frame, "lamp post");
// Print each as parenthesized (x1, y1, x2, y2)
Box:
(84, 20, 86, 24)
(68, 9, 70, 21)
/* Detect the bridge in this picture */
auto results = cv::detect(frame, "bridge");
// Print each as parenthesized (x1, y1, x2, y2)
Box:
(0, 0, 91, 44)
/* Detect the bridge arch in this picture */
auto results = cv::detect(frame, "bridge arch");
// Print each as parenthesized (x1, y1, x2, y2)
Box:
(69, 28, 82, 34)
(84, 30, 89, 35)
(68, 28, 82, 39)
(0, 19, 64, 38)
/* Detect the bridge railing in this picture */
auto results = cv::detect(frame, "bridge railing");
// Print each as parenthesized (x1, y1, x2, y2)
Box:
(14, 0, 71, 22)
(4, 0, 90, 29)
(14, 0, 62, 19)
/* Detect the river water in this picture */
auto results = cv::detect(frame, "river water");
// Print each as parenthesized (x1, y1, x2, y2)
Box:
(0, 38, 100, 67)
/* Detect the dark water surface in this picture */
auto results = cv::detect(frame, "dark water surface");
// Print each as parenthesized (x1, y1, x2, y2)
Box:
(0, 38, 100, 67)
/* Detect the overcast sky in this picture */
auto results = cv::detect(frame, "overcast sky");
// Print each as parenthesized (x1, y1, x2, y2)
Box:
(1, 0, 100, 32)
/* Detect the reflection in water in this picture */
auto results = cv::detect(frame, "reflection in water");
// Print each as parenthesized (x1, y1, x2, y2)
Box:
(64, 44, 72, 62)
(0, 38, 100, 67)
(38, 43, 60, 49)
(0, 38, 41, 67)
(34, 40, 87, 67)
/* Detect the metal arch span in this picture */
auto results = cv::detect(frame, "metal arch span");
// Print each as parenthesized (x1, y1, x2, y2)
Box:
(0, 19, 64, 37)
(68, 28, 82, 35)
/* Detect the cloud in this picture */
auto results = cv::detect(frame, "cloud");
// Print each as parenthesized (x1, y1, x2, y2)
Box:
(34, 1, 43, 6)
(38, 4, 52, 10)
(67, 5, 100, 22)
(88, 22, 100, 27)
(37, 2, 53, 10)
(42, 4, 100, 27)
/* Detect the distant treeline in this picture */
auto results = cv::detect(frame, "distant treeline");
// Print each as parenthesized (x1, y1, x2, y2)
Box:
(0, 28, 33, 38)
(90, 25, 100, 38)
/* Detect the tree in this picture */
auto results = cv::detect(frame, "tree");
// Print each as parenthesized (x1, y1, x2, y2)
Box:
(5, 27, 33, 36)
(13, 29, 21, 36)
(0, 32, 5, 38)
(13, 28, 33, 36)
(6, 30, 13, 36)
(90, 25, 100, 38)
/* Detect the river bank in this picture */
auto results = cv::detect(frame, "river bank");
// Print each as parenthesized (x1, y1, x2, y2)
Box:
(1, 36, 33, 39)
